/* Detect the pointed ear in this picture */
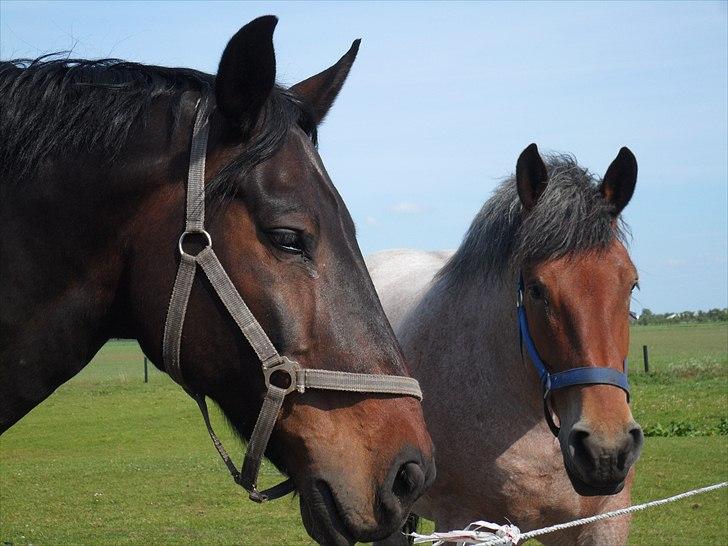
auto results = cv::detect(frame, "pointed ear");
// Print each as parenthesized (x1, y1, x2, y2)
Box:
(215, 16, 278, 132)
(601, 147, 637, 216)
(516, 143, 549, 211)
(289, 39, 360, 125)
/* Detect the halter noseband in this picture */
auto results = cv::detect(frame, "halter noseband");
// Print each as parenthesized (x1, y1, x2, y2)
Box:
(162, 96, 422, 503)
(516, 275, 630, 437)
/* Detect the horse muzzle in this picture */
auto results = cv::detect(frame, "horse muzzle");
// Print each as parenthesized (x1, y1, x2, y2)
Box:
(298, 448, 435, 545)
(562, 421, 644, 496)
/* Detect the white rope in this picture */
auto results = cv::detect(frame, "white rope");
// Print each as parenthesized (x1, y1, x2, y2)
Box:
(410, 481, 727, 545)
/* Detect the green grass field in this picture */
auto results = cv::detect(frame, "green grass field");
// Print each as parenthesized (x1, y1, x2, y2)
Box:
(1, 324, 726, 545)
(629, 323, 727, 436)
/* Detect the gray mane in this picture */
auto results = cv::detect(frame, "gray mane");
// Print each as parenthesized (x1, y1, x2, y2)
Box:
(439, 154, 628, 283)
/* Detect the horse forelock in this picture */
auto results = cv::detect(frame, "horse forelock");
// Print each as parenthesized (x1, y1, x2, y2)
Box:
(438, 154, 630, 285)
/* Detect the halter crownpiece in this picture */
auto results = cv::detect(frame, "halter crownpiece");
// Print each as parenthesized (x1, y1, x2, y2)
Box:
(162, 95, 423, 503)
(516, 275, 630, 437)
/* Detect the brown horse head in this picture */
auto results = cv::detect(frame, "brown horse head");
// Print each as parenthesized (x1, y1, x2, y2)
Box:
(515, 144, 643, 495)
(0, 16, 433, 545)
(131, 18, 436, 544)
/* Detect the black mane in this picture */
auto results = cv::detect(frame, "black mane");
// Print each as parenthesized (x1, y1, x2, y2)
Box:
(0, 56, 317, 185)
(440, 154, 628, 283)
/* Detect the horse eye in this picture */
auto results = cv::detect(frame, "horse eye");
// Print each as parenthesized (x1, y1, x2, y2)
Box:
(528, 284, 544, 300)
(267, 229, 305, 254)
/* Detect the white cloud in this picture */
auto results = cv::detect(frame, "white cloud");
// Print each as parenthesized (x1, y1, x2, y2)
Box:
(364, 216, 380, 227)
(389, 202, 427, 215)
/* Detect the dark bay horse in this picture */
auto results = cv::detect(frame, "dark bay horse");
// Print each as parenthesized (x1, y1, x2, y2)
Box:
(368, 145, 643, 545)
(0, 16, 434, 546)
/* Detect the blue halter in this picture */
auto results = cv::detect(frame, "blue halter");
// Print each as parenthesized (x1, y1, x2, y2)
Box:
(517, 276, 630, 436)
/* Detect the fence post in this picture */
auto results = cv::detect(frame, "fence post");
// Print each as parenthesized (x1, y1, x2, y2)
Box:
(144, 356, 148, 383)
(642, 345, 649, 373)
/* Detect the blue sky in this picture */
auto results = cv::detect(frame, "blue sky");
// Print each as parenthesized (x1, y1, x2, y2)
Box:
(2, 1, 726, 312)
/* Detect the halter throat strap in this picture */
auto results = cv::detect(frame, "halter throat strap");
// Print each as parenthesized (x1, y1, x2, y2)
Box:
(516, 275, 630, 437)
(162, 96, 422, 503)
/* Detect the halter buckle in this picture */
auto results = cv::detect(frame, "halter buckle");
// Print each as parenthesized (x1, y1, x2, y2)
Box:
(263, 356, 301, 395)
(178, 229, 212, 258)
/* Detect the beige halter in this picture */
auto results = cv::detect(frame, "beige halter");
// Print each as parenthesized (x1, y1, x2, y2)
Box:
(162, 96, 422, 502)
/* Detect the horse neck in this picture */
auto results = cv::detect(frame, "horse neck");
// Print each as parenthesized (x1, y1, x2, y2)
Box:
(0, 107, 188, 430)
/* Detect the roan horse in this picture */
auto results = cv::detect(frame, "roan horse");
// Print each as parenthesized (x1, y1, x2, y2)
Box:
(0, 16, 435, 546)
(369, 144, 643, 545)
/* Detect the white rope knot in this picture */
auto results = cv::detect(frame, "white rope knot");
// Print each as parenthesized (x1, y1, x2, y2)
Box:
(411, 520, 522, 545)
(497, 523, 522, 544)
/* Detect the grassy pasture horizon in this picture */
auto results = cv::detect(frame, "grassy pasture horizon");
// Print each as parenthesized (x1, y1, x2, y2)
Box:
(1, 323, 726, 545)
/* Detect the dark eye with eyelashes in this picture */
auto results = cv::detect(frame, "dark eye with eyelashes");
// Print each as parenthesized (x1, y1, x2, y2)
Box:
(528, 284, 545, 301)
(267, 228, 306, 254)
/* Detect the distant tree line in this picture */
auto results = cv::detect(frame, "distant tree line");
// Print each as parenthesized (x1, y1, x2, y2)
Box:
(635, 308, 728, 325)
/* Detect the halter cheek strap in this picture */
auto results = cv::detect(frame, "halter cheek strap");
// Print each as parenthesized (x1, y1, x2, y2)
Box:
(517, 275, 630, 437)
(162, 96, 423, 503)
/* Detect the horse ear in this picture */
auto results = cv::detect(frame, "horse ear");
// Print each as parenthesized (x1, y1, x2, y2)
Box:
(289, 39, 360, 125)
(516, 143, 549, 211)
(601, 147, 637, 216)
(215, 16, 278, 133)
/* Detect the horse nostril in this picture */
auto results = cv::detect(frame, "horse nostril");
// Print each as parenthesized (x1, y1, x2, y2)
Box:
(622, 425, 644, 466)
(568, 428, 594, 469)
(392, 462, 425, 503)
(629, 425, 644, 449)
(617, 425, 644, 462)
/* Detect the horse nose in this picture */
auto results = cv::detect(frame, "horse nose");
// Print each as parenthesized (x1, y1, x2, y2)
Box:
(568, 423, 644, 483)
(379, 451, 434, 518)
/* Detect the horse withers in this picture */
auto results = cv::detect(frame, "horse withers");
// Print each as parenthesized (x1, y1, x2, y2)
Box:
(368, 145, 643, 545)
(0, 16, 434, 546)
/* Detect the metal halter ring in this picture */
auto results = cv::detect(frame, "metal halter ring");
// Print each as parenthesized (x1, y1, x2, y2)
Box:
(178, 229, 212, 258)
(263, 357, 302, 395)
